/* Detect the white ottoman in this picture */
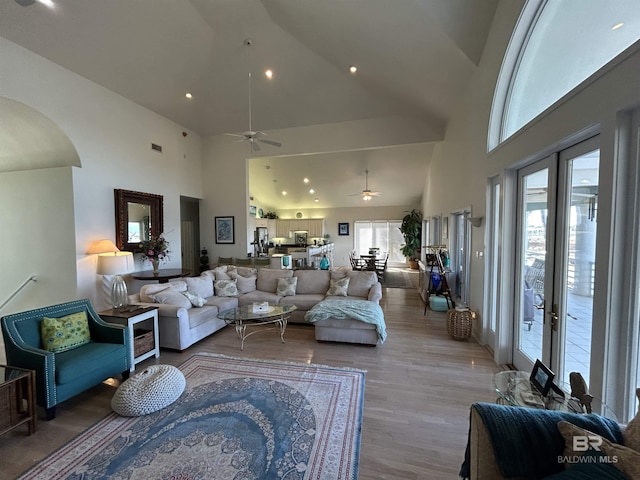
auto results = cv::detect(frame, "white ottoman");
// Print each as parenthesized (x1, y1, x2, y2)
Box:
(111, 364, 186, 416)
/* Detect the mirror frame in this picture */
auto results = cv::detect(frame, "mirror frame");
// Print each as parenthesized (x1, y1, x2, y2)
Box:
(114, 189, 164, 252)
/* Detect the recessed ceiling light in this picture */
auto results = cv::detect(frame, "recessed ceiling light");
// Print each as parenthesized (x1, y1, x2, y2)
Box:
(314, 198, 319, 203)
(185, 92, 193, 99)
(612, 22, 624, 30)
(37, 0, 55, 7)
(349, 65, 357, 74)
(265, 69, 273, 79)
(303, 178, 310, 184)
(309, 189, 315, 194)
(282, 191, 287, 196)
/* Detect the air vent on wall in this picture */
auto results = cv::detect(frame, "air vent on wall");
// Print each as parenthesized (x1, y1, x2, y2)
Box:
(151, 143, 163, 153)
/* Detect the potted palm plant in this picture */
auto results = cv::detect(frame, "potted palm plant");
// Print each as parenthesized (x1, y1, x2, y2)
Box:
(400, 209, 422, 269)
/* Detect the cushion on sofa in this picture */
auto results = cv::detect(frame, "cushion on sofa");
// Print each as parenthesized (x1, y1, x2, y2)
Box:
(40, 312, 91, 353)
(228, 271, 257, 294)
(205, 296, 238, 312)
(346, 271, 378, 297)
(294, 270, 330, 294)
(139, 283, 172, 303)
(214, 279, 238, 296)
(327, 277, 350, 296)
(235, 266, 258, 277)
(279, 293, 326, 310)
(623, 388, 640, 452)
(182, 291, 206, 307)
(167, 280, 188, 292)
(237, 290, 282, 306)
(151, 289, 192, 309)
(185, 275, 214, 299)
(558, 421, 640, 479)
(256, 269, 293, 293)
(277, 277, 298, 296)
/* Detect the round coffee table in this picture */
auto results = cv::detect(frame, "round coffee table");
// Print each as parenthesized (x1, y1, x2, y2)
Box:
(218, 304, 297, 351)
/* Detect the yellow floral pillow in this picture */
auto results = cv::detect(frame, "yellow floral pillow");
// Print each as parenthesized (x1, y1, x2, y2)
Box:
(40, 312, 91, 353)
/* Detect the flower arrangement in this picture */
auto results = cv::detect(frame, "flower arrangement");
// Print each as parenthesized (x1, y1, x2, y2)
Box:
(139, 233, 170, 267)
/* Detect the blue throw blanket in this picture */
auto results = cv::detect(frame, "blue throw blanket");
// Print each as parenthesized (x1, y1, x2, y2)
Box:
(304, 299, 387, 343)
(459, 402, 624, 479)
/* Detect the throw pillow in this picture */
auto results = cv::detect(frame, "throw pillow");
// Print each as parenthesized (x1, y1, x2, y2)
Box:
(326, 277, 350, 296)
(151, 289, 192, 309)
(182, 291, 206, 307)
(167, 280, 187, 292)
(277, 277, 298, 296)
(557, 421, 640, 479)
(40, 311, 91, 353)
(139, 283, 171, 303)
(623, 388, 640, 452)
(228, 271, 257, 294)
(214, 279, 239, 297)
(185, 275, 214, 299)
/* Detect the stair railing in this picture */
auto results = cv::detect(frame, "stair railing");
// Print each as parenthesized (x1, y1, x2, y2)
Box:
(0, 275, 37, 312)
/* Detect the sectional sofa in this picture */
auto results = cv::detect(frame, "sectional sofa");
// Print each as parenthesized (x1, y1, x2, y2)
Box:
(128, 266, 383, 350)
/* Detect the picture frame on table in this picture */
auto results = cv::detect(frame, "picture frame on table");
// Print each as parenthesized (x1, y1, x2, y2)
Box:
(338, 223, 349, 236)
(215, 216, 235, 244)
(530, 359, 555, 396)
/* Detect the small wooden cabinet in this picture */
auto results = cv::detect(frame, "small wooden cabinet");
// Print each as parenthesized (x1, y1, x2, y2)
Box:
(276, 219, 291, 237)
(0, 365, 36, 436)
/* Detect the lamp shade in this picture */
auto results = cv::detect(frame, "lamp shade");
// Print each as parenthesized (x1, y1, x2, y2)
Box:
(96, 252, 133, 275)
(87, 239, 120, 254)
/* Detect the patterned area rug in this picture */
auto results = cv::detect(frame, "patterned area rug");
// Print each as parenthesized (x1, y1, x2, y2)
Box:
(19, 353, 365, 480)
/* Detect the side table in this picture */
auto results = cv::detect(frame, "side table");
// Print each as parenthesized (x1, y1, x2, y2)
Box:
(100, 306, 160, 372)
(0, 365, 36, 436)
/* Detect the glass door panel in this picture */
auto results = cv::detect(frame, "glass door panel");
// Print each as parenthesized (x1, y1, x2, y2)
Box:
(514, 162, 552, 369)
(556, 146, 599, 384)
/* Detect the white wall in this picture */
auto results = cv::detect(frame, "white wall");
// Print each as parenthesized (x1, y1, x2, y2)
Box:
(0, 167, 77, 314)
(0, 37, 203, 312)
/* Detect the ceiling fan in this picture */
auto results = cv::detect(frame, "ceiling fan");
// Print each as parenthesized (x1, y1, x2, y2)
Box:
(226, 38, 282, 152)
(349, 169, 383, 201)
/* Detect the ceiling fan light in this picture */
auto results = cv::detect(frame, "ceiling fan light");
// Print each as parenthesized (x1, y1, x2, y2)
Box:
(363, 194, 372, 201)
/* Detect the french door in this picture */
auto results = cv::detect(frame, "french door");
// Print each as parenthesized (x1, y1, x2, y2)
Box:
(512, 136, 600, 387)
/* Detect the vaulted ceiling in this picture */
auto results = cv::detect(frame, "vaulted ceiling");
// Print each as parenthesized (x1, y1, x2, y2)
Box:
(0, 0, 500, 209)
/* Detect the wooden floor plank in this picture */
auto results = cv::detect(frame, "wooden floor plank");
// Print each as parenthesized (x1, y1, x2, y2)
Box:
(0, 287, 500, 479)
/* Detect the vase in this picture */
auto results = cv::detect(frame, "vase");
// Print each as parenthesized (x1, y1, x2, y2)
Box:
(151, 259, 160, 274)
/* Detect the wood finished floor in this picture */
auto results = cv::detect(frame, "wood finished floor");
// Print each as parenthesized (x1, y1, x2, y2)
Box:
(0, 287, 501, 479)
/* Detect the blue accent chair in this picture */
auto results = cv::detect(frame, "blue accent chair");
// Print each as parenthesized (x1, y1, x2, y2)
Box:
(1, 299, 130, 419)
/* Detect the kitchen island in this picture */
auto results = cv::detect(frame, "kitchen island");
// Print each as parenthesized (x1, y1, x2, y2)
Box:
(270, 243, 334, 269)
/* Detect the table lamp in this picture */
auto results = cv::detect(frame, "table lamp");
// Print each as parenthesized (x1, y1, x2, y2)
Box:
(96, 252, 134, 309)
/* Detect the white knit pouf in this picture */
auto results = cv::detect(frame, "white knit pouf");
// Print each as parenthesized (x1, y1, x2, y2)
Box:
(111, 365, 186, 416)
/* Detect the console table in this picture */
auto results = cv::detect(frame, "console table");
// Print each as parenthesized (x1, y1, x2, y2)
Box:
(100, 306, 160, 371)
(131, 269, 191, 284)
(0, 365, 36, 436)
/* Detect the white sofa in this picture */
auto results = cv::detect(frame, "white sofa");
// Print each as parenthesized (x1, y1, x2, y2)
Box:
(129, 266, 383, 350)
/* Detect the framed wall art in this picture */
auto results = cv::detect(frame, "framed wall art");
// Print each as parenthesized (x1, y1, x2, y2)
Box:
(215, 216, 235, 244)
(338, 223, 349, 236)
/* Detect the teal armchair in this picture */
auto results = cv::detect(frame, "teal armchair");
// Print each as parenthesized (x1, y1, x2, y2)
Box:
(1, 299, 130, 419)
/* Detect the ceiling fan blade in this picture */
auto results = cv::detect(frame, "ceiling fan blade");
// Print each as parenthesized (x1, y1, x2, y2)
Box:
(225, 133, 245, 138)
(258, 139, 282, 147)
(251, 141, 261, 152)
(370, 191, 383, 196)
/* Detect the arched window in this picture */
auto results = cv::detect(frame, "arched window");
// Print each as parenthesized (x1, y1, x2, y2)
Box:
(489, 0, 640, 150)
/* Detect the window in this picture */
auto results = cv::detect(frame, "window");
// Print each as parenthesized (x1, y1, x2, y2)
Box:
(489, 0, 640, 149)
(354, 221, 404, 264)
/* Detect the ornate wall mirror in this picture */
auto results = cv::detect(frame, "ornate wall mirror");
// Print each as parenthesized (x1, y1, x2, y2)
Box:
(114, 189, 164, 251)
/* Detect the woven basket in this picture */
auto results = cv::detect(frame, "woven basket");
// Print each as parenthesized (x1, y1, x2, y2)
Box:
(133, 329, 154, 357)
(447, 307, 475, 341)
